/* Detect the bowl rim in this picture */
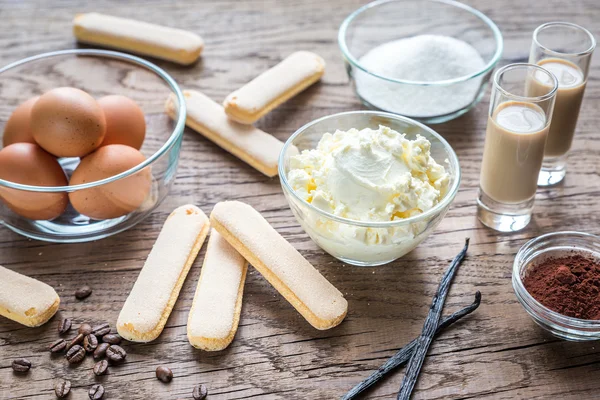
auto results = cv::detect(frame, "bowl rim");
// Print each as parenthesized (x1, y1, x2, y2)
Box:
(337, 0, 504, 86)
(512, 230, 600, 328)
(0, 49, 187, 192)
(277, 110, 461, 228)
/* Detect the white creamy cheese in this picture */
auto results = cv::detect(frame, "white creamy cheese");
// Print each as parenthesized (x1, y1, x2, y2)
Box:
(288, 125, 449, 223)
(287, 125, 450, 263)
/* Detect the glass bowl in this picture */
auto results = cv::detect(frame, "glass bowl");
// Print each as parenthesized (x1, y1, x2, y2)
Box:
(278, 111, 461, 267)
(513, 231, 600, 341)
(0, 49, 186, 243)
(338, 0, 503, 124)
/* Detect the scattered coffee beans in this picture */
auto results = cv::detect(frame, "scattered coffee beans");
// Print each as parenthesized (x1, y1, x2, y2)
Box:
(93, 359, 109, 376)
(75, 285, 92, 300)
(106, 345, 126, 363)
(192, 384, 208, 400)
(102, 333, 122, 345)
(79, 323, 93, 335)
(57, 318, 72, 335)
(156, 366, 173, 383)
(49, 339, 67, 353)
(94, 342, 110, 360)
(83, 334, 99, 353)
(65, 345, 86, 364)
(54, 379, 71, 398)
(89, 384, 105, 400)
(92, 323, 111, 337)
(67, 333, 85, 350)
(11, 358, 31, 373)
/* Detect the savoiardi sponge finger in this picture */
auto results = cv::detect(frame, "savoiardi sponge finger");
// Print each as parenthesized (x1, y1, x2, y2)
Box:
(117, 205, 210, 342)
(0, 265, 60, 327)
(223, 51, 325, 124)
(165, 90, 288, 177)
(73, 13, 204, 65)
(187, 229, 248, 351)
(210, 201, 347, 330)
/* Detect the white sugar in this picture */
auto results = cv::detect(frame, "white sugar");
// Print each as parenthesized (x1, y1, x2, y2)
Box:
(355, 34, 486, 118)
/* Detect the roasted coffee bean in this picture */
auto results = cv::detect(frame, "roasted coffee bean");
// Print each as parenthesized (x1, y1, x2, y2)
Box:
(102, 333, 122, 345)
(57, 318, 72, 335)
(49, 339, 67, 353)
(89, 384, 105, 400)
(93, 342, 110, 360)
(67, 333, 84, 350)
(75, 285, 92, 300)
(54, 379, 71, 398)
(79, 323, 93, 335)
(156, 366, 173, 383)
(192, 384, 208, 400)
(83, 334, 98, 352)
(93, 359, 109, 376)
(11, 358, 31, 373)
(91, 323, 110, 336)
(65, 345, 86, 364)
(105, 345, 126, 363)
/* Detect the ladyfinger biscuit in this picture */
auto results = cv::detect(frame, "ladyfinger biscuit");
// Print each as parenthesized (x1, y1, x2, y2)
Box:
(73, 13, 203, 65)
(0, 265, 59, 327)
(223, 51, 325, 124)
(165, 90, 285, 177)
(187, 229, 247, 351)
(117, 205, 210, 342)
(210, 201, 347, 330)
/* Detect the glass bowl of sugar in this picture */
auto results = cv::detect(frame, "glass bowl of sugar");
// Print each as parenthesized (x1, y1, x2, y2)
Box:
(339, 0, 503, 124)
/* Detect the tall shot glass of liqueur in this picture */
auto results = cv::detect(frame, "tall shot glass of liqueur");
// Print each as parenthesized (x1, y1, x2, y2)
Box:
(477, 64, 557, 232)
(528, 22, 596, 186)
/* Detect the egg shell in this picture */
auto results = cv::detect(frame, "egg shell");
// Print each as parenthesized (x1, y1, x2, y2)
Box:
(2, 96, 39, 147)
(98, 95, 146, 149)
(31, 87, 106, 157)
(0, 143, 68, 220)
(69, 144, 151, 220)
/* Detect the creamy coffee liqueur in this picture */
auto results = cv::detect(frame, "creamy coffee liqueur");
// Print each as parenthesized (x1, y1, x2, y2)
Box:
(480, 101, 549, 204)
(527, 58, 586, 157)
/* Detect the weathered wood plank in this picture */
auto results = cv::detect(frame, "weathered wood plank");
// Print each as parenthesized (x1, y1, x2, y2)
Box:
(1, 0, 600, 399)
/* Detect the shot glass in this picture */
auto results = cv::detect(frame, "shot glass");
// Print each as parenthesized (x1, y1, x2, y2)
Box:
(528, 22, 595, 186)
(477, 64, 557, 232)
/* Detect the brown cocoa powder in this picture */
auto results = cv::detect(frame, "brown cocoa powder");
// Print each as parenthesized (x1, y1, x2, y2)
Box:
(523, 254, 600, 320)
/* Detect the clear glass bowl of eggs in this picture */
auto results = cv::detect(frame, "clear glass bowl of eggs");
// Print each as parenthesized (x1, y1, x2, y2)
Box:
(0, 49, 186, 242)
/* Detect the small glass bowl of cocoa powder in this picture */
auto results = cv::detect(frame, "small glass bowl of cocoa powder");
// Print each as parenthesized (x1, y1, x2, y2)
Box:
(513, 231, 600, 341)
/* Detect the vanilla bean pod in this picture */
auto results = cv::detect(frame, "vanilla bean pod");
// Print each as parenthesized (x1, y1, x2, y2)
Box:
(342, 290, 480, 400)
(397, 238, 469, 400)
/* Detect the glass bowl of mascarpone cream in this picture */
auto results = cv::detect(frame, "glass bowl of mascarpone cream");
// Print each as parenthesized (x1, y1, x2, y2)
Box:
(279, 111, 460, 266)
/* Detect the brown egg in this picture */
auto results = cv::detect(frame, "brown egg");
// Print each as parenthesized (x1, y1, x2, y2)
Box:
(0, 143, 68, 220)
(2, 96, 39, 147)
(69, 144, 151, 220)
(98, 95, 146, 149)
(31, 87, 106, 157)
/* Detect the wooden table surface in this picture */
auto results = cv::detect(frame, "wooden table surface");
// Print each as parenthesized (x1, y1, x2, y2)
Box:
(1, 0, 600, 399)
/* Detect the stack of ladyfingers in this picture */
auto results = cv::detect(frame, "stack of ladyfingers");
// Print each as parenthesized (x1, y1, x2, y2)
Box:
(114, 202, 347, 351)
(165, 52, 325, 177)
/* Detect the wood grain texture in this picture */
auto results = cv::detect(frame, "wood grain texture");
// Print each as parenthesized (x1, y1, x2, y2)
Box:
(1, 0, 600, 399)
